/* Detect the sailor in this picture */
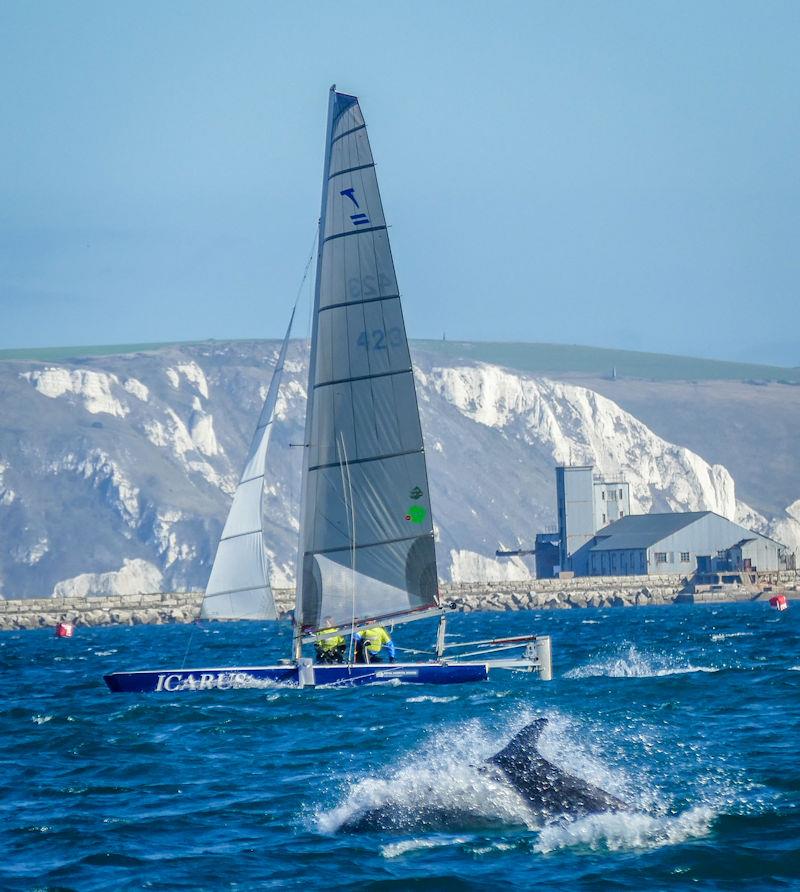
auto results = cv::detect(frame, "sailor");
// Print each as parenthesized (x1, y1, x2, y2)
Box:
(354, 626, 396, 664)
(314, 619, 346, 664)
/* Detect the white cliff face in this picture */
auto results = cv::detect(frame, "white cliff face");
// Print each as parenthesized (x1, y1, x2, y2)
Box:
(176, 362, 210, 398)
(188, 410, 220, 457)
(1, 342, 797, 597)
(430, 365, 738, 519)
(0, 461, 15, 506)
(51, 450, 140, 527)
(449, 549, 533, 583)
(770, 500, 800, 557)
(22, 368, 129, 417)
(53, 558, 163, 598)
(123, 378, 149, 401)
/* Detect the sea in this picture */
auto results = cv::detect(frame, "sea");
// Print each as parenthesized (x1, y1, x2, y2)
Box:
(2, 602, 799, 890)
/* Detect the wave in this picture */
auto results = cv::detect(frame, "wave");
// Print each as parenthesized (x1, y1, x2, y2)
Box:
(534, 806, 715, 853)
(316, 712, 716, 854)
(317, 712, 635, 835)
(406, 695, 459, 704)
(710, 632, 753, 642)
(381, 836, 470, 858)
(316, 718, 538, 834)
(564, 644, 718, 679)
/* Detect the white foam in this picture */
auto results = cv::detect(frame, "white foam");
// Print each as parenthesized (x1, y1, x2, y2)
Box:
(381, 836, 470, 858)
(316, 719, 536, 834)
(406, 695, 459, 704)
(534, 806, 715, 853)
(32, 715, 53, 725)
(710, 632, 753, 642)
(565, 645, 718, 679)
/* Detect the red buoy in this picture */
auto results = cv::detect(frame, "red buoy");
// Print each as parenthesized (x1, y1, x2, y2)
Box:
(769, 594, 788, 611)
(55, 621, 74, 638)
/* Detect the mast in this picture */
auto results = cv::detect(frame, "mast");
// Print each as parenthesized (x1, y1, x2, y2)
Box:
(294, 86, 439, 649)
(293, 87, 338, 660)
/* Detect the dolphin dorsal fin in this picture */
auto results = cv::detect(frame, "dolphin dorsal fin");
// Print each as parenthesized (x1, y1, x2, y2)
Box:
(487, 718, 550, 775)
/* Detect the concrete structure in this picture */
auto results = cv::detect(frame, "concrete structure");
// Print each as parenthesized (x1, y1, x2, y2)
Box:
(555, 466, 630, 574)
(534, 532, 560, 579)
(544, 464, 792, 578)
(573, 510, 790, 576)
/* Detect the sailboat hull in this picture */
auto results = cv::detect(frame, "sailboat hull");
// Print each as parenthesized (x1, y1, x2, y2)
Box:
(103, 662, 489, 693)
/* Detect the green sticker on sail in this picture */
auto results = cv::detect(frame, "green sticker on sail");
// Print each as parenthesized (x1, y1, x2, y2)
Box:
(404, 505, 427, 524)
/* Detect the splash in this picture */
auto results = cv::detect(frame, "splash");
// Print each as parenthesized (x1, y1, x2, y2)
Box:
(381, 836, 470, 858)
(316, 718, 536, 834)
(534, 806, 715, 853)
(314, 711, 715, 855)
(565, 644, 718, 679)
(406, 695, 459, 704)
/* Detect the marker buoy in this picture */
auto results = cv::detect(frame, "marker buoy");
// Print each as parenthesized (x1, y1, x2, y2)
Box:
(55, 621, 74, 638)
(769, 594, 788, 611)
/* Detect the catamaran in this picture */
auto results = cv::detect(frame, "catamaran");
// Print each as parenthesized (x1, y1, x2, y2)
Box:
(104, 87, 552, 692)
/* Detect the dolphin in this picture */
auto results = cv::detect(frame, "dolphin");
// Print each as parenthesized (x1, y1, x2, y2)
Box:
(332, 717, 627, 833)
(485, 717, 627, 819)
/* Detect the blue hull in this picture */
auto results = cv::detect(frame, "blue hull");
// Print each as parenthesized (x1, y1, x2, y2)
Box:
(103, 662, 488, 693)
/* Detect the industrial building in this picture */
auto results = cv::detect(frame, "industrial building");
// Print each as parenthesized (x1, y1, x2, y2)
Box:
(541, 465, 792, 578)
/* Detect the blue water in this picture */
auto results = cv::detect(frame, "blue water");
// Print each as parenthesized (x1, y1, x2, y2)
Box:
(2, 604, 799, 890)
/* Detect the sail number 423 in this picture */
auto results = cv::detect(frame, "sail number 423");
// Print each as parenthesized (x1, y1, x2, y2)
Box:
(356, 328, 402, 350)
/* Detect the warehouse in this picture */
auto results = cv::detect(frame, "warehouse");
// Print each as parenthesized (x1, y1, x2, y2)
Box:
(573, 510, 788, 576)
(545, 465, 792, 578)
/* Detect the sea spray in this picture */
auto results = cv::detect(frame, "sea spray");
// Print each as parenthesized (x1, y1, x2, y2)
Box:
(564, 643, 718, 679)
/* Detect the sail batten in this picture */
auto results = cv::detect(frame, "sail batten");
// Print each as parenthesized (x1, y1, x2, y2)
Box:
(201, 308, 295, 621)
(296, 88, 439, 634)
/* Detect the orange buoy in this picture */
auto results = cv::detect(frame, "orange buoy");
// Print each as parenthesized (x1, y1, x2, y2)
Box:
(55, 621, 74, 638)
(769, 594, 788, 611)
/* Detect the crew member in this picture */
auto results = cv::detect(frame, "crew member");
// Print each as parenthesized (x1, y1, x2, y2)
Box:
(354, 626, 395, 664)
(314, 619, 345, 664)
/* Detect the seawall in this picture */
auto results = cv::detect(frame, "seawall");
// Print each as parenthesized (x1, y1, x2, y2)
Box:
(2, 571, 798, 631)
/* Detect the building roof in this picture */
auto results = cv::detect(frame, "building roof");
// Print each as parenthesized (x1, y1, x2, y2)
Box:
(589, 511, 712, 552)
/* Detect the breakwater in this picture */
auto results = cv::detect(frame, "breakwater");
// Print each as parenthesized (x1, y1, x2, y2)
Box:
(2, 571, 797, 631)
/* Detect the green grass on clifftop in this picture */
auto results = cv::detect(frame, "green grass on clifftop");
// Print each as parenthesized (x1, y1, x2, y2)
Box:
(413, 339, 800, 382)
(1, 338, 798, 382)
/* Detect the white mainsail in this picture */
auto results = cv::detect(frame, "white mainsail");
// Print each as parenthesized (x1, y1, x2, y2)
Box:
(296, 88, 439, 634)
(201, 309, 295, 620)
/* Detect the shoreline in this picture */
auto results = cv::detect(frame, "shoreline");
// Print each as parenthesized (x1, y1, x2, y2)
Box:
(1, 571, 798, 631)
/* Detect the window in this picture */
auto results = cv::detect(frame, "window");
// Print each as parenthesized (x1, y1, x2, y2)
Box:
(601, 491, 605, 500)
(680, 552, 690, 562)
(602, 513, 606, 524)
(654, 552, 667, 563)
(619, 489, 623, 499)
(619, 510, 624, 517)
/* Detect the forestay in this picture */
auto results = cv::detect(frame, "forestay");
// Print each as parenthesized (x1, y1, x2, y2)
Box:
(201, 309, 295, 620)
(297, 88, 439, 633)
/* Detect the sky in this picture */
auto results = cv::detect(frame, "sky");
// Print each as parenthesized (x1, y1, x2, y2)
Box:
(1, 0, 798, 364)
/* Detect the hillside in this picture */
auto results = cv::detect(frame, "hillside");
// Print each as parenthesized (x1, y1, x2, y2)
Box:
(0, 339, 797, 598)
(2, 339, 799, 383)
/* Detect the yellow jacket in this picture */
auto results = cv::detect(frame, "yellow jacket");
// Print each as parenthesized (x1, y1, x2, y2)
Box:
(316, 627, 345, 650)
(357, 626, 394, 657)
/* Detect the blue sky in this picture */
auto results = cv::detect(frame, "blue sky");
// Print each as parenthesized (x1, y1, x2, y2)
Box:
(1, 1, 798, 363)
